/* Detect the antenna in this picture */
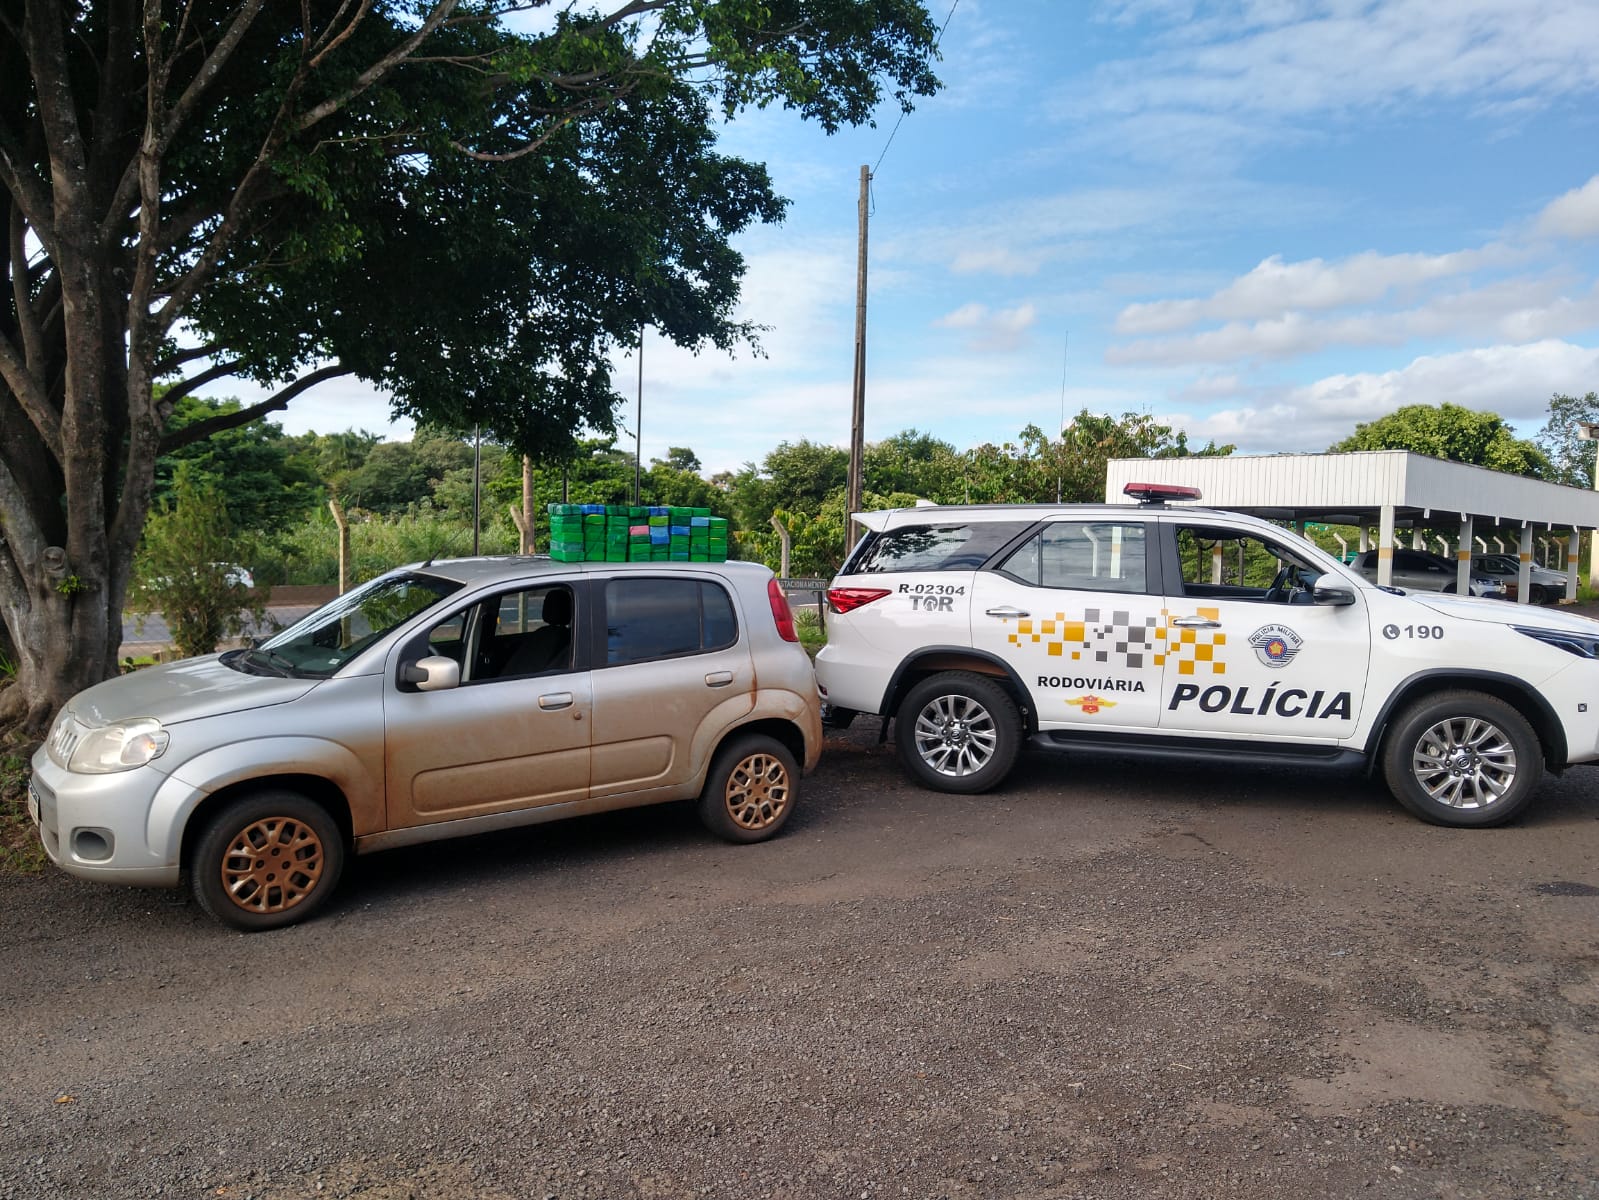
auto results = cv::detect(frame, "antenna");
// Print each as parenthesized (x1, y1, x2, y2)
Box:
(1056, 330, 1069, 503)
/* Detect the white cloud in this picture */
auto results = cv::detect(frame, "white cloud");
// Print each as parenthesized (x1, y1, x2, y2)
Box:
(1115, 249, 1502, 334)
(1536, 174, 1599, 239)
(1061, 1, 1599, 165)
(1109, 277, 1599, 365)
(1163, 339, 1599, 453)
(932, 302, 1038, 351)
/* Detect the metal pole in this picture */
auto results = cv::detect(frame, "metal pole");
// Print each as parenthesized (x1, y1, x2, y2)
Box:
(635, 325, 644, 505)
(472, 423, 481, 556)
(847, 165, 870, 543)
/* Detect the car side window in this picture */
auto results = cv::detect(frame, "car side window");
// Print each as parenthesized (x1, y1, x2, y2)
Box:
(605, 578, 737, 666)
(1174, 525, 1321, 603)
(998, 521, 1148, 593)
(423, 584, 576, 683)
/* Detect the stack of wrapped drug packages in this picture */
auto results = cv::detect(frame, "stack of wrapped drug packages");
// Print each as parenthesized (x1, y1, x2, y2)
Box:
(547, 505, 727, 563)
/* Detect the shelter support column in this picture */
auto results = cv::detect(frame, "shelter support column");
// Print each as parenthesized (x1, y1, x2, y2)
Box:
(1359, 526, 1371, 553)
(1518, 524, 1534, 606)
(1377, 505, 1396, 588)
(1568, 535, 1581, 602)
(1456, 515, 1474, 596)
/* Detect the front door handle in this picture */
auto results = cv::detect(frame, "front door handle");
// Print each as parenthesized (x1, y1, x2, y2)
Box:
(1170, 616, 1221, 628)
(538, 692, 574, 710)
(705, 671, 734, 687)
(985, 606, 1030, 618)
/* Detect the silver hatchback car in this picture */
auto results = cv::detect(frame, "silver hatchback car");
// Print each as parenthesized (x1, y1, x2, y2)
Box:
(30, 558, 822, 930)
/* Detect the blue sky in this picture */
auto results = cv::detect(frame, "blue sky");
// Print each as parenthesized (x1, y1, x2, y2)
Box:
(248, 0, 1599, 477)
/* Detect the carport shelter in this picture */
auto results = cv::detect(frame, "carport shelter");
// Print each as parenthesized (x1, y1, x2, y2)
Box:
(1102, 450, 1599, 605)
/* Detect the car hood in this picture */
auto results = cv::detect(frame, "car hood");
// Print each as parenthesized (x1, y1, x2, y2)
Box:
(1409, 592, 1599, 631)
(65, 655, 321, 728)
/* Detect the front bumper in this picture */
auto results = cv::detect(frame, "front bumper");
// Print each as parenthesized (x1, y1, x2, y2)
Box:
(28, 748, 185, 887)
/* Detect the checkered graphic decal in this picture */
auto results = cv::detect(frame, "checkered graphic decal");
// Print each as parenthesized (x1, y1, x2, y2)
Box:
(1006, 606, 1227, 675)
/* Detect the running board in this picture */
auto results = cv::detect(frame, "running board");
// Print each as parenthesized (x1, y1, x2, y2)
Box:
(1031, 730, 1365, 771)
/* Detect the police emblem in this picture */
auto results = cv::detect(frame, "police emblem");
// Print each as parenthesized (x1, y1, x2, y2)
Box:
(1249, 624, 1303, 668)
(1066, 694, 1118, 715)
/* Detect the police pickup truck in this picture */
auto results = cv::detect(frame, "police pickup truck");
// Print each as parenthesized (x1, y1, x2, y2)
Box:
(815, 485, 1599, 827)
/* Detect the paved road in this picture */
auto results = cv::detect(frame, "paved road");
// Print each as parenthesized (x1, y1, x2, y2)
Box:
(2, 728, 1596, 1199)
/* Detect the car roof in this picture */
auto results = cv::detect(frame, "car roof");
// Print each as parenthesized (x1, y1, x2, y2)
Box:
(397, 555, 772, 588)
(854, 501, 1292, 536)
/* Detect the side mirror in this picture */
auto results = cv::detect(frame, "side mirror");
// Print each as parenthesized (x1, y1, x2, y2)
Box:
(1312, 583, 1356, 607)
(403, 655, 461, 691)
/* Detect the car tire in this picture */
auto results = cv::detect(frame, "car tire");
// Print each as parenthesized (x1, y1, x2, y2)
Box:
(1528, 585, 1548, 606)
(1380, 691, 1542, 827)
(697, 735, 799, 844)
(190, 791, 346, 931)
(895, 671, 1022, 795)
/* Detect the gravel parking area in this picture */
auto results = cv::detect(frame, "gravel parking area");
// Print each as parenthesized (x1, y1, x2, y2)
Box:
(1, 724, 1596, 1199)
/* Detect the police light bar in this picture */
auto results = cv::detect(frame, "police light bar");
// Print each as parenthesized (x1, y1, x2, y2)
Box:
(1123, 482, 1202, 505)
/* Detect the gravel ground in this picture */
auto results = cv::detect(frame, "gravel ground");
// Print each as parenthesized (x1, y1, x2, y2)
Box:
(1, 723, 1596, 1200)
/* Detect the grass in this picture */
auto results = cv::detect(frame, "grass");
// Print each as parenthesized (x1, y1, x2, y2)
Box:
(0, 745, 46, 874)
(793, 605, 826, 660)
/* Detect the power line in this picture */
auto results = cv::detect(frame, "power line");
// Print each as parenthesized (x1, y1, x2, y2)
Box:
(871, 0, 962, 177)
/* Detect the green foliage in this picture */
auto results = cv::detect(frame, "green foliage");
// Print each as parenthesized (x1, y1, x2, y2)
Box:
(260, 506, 519, 588)
(1535, 392, 1599, 488)
(130, 465, 266, 659)
(155, 395, 320, 534)
(1329, 403, 1550, 477)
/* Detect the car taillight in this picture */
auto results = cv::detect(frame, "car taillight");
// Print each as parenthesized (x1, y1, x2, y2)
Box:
(767, 578, 799, 642)
(827, 587, 891, 614)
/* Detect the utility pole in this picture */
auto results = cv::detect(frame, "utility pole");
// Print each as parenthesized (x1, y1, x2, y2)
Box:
(847, 164, 870, 544)
(634, 325, 645, 505)
(472, 422, 481, 556)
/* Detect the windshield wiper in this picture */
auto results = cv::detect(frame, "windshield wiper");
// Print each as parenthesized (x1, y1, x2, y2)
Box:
(244, 646, 303, 678)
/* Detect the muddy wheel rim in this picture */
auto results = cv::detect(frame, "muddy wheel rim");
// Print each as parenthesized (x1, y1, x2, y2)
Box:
(219, 816, 326, 914)
(1410, 716, 1517, 809)
(912, 693, 998, 777)
(724, 752, 791, 830)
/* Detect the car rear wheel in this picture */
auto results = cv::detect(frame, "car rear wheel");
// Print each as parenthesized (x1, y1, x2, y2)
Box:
(191, 791, 345, 931)
(1381, 691, 1542, 827)
(697, 735, 799, 844)
(895, 671, 1022, 795)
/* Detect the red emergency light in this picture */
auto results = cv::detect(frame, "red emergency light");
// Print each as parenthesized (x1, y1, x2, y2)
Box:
(1123, 481, 1202, 505)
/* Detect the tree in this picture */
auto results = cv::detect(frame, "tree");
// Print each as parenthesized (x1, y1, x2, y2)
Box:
(129, 465, 266, 661)
(1535, 392, 1599, 488)
(1329, 403, 1549, 477)
(155, 396, 319, 535)
(726, 440, 851, 533)
(864, 428, 963, 501)
(0, 1, 941, 733)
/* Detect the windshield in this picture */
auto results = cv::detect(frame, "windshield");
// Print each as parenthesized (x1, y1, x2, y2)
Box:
(249, 572, 463, 677)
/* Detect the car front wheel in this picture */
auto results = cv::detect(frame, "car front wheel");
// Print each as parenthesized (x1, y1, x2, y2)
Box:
(895, 671, 1022, 794)
(190, 791, 346, 931)
(1381, 691, 1542, 827)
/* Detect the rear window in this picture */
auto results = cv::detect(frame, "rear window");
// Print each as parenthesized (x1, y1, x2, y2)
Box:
(604, 578, 737, 665)
(847, 522, 1033, 574)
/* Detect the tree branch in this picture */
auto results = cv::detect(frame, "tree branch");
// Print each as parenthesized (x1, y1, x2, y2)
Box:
(0, 331, 62, 459)
(294, 1, 461, 132)
(157, 364, 354, 453)
(8, 199, 45, 372)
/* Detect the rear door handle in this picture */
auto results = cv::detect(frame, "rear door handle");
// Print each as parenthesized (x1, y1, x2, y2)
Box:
(985, 606, 1030, 618)
(538, 692, 574, 710)
(1170, 616, 1221, 628)
(705, 671, 734, 687)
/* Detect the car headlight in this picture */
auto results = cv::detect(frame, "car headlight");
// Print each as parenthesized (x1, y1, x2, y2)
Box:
(1515, 626, 1599, 659)
(68, 719, 170, 774)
